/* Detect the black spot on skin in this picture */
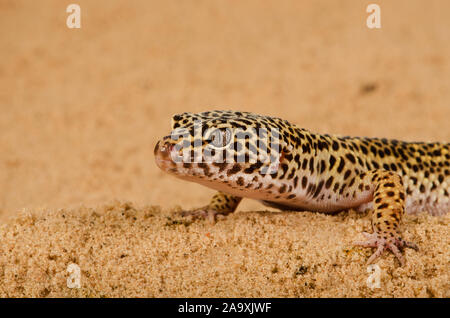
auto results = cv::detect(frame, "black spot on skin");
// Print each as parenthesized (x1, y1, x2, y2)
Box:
(227, 164, 241, 176)
(337, 158, 345, 173)
(420, 184, 425, 193)
(345, 153, 356, 164)
(339, 183, 346, 195)
(344, 169, 352, 180)
(302, 158, 308, 170)
(309, 157, 315, 174)
(294, 153, 301, 166)
(307, 184, 316, 196)
(433, 149, 442, 156)
(284, 153, 293, 161)
(360, 145, 368, 155)
(348, 177, 355, 187)
(287, 168, 296, 179)
(329, 155, 336, 170)
(387, 191, 395, 197)
(279, 163, 289, 179)
(320, 160, 326, 173)
(293, 176, 299, 188)
(244, 165, 257, 174)
(332, 140, 339, 151)
(378, 203, 389, 209)
(279, 184, 287, 193)
(287, 194, 296, 199)
(237, 177, 244, 186)
(312, 180, 324, 198)
(384, 182, 395, 188)
(325, 176, 334, 189)
(302, 176, 308, 189)
(302, 144, 310, 154)
(213, 162, 228, 173)
(357, 157, 364, 166)
(333, 182, 340, 192)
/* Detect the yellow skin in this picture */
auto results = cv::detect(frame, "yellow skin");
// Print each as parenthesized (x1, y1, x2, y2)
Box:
(154, 110, 450, 266)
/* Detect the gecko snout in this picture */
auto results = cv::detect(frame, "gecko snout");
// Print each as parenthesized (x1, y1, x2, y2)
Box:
(154, 137, 179, 173)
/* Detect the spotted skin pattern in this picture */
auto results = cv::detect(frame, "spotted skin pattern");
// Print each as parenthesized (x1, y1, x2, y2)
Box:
(154, 110, 450, 266)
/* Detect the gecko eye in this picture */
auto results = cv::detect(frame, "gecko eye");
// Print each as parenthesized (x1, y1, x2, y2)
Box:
(207, 128, 232, 149)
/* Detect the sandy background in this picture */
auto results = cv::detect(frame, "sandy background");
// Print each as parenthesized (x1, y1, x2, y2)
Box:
(0, 0, 449, 297)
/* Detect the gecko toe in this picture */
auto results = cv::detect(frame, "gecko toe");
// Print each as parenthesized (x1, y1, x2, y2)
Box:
(355, 231, 418, 266)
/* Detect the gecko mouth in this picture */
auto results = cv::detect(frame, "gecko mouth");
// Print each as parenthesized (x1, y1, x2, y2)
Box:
(154, 138, 178, 172)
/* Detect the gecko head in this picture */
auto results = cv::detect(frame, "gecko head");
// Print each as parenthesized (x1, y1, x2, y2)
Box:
(154, 110, 300, 193)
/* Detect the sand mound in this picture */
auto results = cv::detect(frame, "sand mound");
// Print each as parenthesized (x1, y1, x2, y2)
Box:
(0, 202, 448, 297)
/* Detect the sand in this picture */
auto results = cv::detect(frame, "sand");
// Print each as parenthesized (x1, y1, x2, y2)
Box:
(0, 203, 448, 297)
(0, 0, 449, 297)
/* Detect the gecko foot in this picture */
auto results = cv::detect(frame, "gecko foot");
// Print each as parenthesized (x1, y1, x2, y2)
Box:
(354, 231, 418, 266)
(180, 207, 229, 223)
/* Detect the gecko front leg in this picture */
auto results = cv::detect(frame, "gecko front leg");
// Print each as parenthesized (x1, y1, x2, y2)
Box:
(354, 170, 419, 266)
(180, 191, 242, 223)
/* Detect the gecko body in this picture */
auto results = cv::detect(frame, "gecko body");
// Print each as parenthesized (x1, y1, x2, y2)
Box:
(154, 110, 449, 265)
